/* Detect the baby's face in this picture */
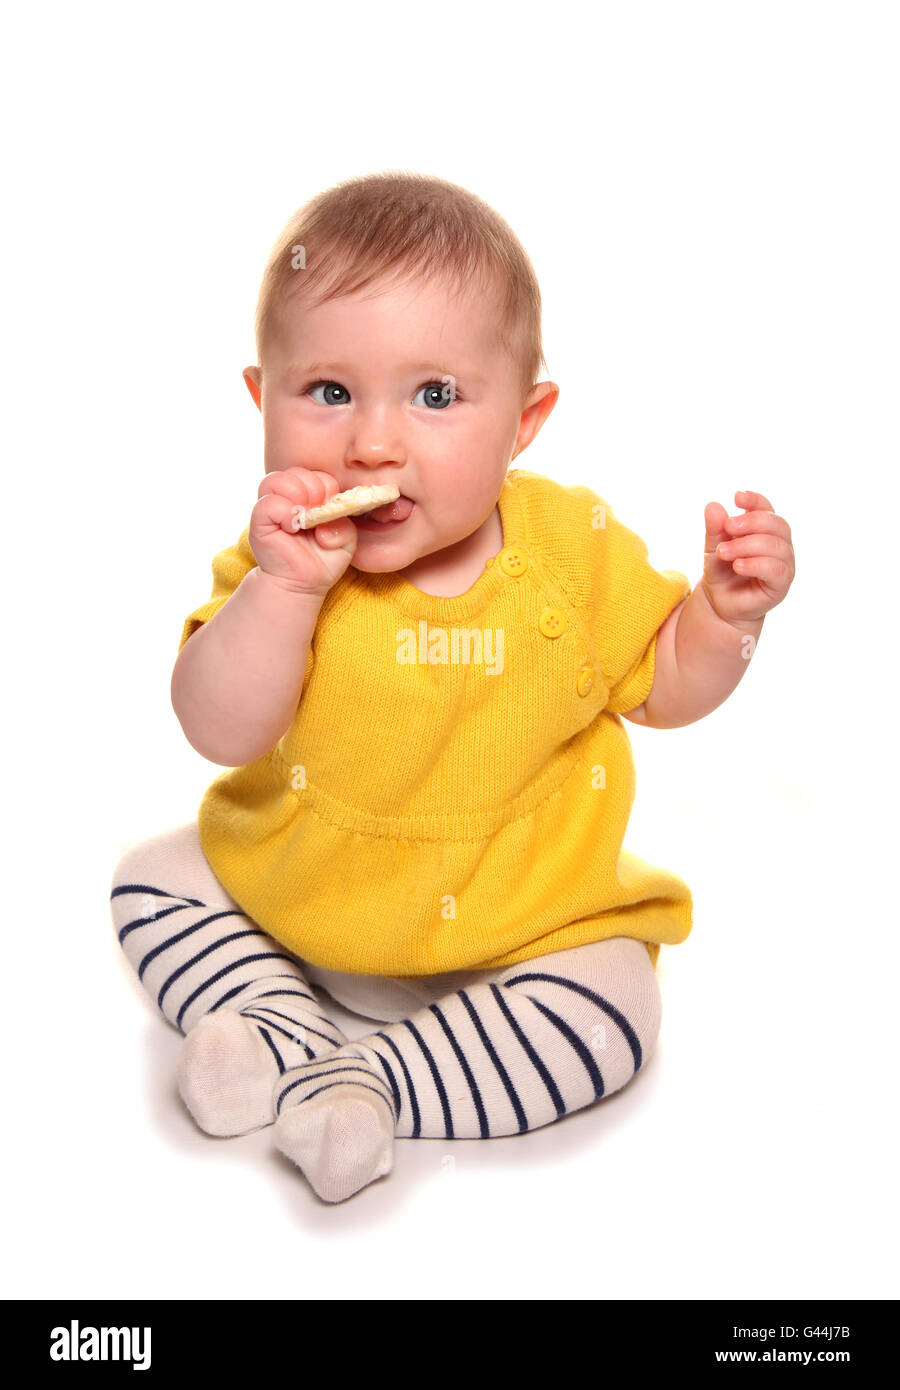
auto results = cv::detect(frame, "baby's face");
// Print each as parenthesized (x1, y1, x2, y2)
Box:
(244, 271, 556, 579)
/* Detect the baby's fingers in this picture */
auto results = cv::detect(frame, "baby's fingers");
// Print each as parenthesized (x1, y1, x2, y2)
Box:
(253, 490, 357, 550)
(257, 467, 338, 510)
(253, 488, 310, 537)
(299, 512, 358, 548)
(716, 534, 794, 566)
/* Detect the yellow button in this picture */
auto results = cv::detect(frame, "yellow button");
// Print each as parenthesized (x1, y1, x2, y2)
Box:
(499, 547, 528, 576)
(576, 666, 595, 696)
(539, 606, 566, 638)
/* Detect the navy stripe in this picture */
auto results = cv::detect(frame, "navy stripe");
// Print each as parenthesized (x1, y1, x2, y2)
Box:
(242, 1005, 316, 1030)
(154, 927, 266, 996)
(170, 952, 303, 1029)
(248, 987, 321, 1009)
(118, 902, 196, 943)
(429, 1001, 490, 1139)
(111, 882, 204, 906)
(364, 1046, 402, 1123)
(527, 996, 605, 1099)
(242, 1005, 343, 1049)
(489, 983, 565, 1119)
(241, 1011, 316, 1060)
(276, 1063, 396, 1119)
(402, 1018, 454, 1140)
(256, 1025, 286, 1075)
(458, 989, 528, 1134)
(139, 917, 255, 980)
(207, 973, 302, 1015)
(375, 1031, 421, 1137)
(278, 1079, 395, 1120)
(502, 971, 643, 1072)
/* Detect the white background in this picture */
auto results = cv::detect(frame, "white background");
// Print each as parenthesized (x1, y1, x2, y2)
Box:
(2, 0, 897, 1301)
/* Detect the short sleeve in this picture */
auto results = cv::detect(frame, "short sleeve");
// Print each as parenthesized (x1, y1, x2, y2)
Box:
(592, 498, 692, 716)
(177, 524, 257, 656)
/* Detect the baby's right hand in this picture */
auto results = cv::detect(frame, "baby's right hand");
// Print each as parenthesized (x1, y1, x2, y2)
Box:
(249, 467, 358, 597)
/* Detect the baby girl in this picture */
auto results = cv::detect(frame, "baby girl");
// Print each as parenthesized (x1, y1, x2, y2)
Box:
(109, 171, 795, 1203)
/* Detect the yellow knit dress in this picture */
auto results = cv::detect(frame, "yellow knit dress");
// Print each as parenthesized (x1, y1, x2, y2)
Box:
(177, 468, 693, 977)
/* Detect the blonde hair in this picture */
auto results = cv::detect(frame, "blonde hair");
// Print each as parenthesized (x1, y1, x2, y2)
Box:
(253, 170, 548, 404)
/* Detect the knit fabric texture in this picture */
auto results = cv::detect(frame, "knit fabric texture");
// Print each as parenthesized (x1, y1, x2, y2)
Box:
(177, 468, 693, 976)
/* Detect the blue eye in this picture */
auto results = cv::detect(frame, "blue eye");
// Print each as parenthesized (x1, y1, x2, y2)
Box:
(305, 379, 459, 408)
(412, 380, 457, 409)
(307, 381, 350, 405)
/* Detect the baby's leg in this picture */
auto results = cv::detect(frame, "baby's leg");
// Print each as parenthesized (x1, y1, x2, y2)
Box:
(271, 936, 661, 1202)
(109, 823, 349, 1135)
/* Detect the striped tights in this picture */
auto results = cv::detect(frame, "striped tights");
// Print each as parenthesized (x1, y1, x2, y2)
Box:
(110, 823, 663, 1202)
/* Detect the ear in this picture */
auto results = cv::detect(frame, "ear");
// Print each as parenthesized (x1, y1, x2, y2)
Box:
(511, 381, 559, 460)
(243, 367, 262, 411)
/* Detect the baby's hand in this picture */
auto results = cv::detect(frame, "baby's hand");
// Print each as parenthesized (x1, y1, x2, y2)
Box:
(249, 467, 358, 597)
(703, 489, 795, 626)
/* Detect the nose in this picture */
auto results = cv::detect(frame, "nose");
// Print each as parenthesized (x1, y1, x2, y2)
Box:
(344, 405, 406, 473)
(347, 450, 402, 471)
(345, 445, 405, 478)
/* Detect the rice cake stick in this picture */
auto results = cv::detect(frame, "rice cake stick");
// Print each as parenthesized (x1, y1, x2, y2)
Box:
(290, 483, 401, 531)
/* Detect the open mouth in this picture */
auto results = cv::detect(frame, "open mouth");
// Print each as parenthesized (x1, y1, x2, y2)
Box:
(356, 495, 415, 526)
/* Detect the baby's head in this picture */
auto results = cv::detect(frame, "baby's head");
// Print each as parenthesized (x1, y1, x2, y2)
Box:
(243, 171, 558, 577)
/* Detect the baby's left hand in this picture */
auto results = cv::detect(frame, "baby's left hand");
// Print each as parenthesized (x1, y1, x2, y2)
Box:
(703, 489, 795, 627)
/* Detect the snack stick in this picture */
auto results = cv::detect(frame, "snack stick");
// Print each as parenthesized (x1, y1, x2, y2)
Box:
(290, 483, 401, 531)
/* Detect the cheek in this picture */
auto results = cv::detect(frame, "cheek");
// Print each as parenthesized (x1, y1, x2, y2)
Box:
(441, 476, 495, 525)
(264, 413, 323, 466)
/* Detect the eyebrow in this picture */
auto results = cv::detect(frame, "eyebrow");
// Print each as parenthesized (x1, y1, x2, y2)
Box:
(288, 361, 487, 385)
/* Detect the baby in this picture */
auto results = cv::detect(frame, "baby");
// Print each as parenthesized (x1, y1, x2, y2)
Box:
(109, 171, 795, 1203)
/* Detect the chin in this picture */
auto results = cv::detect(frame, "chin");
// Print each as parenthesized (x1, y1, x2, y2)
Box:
(349, 553, 410, 574)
